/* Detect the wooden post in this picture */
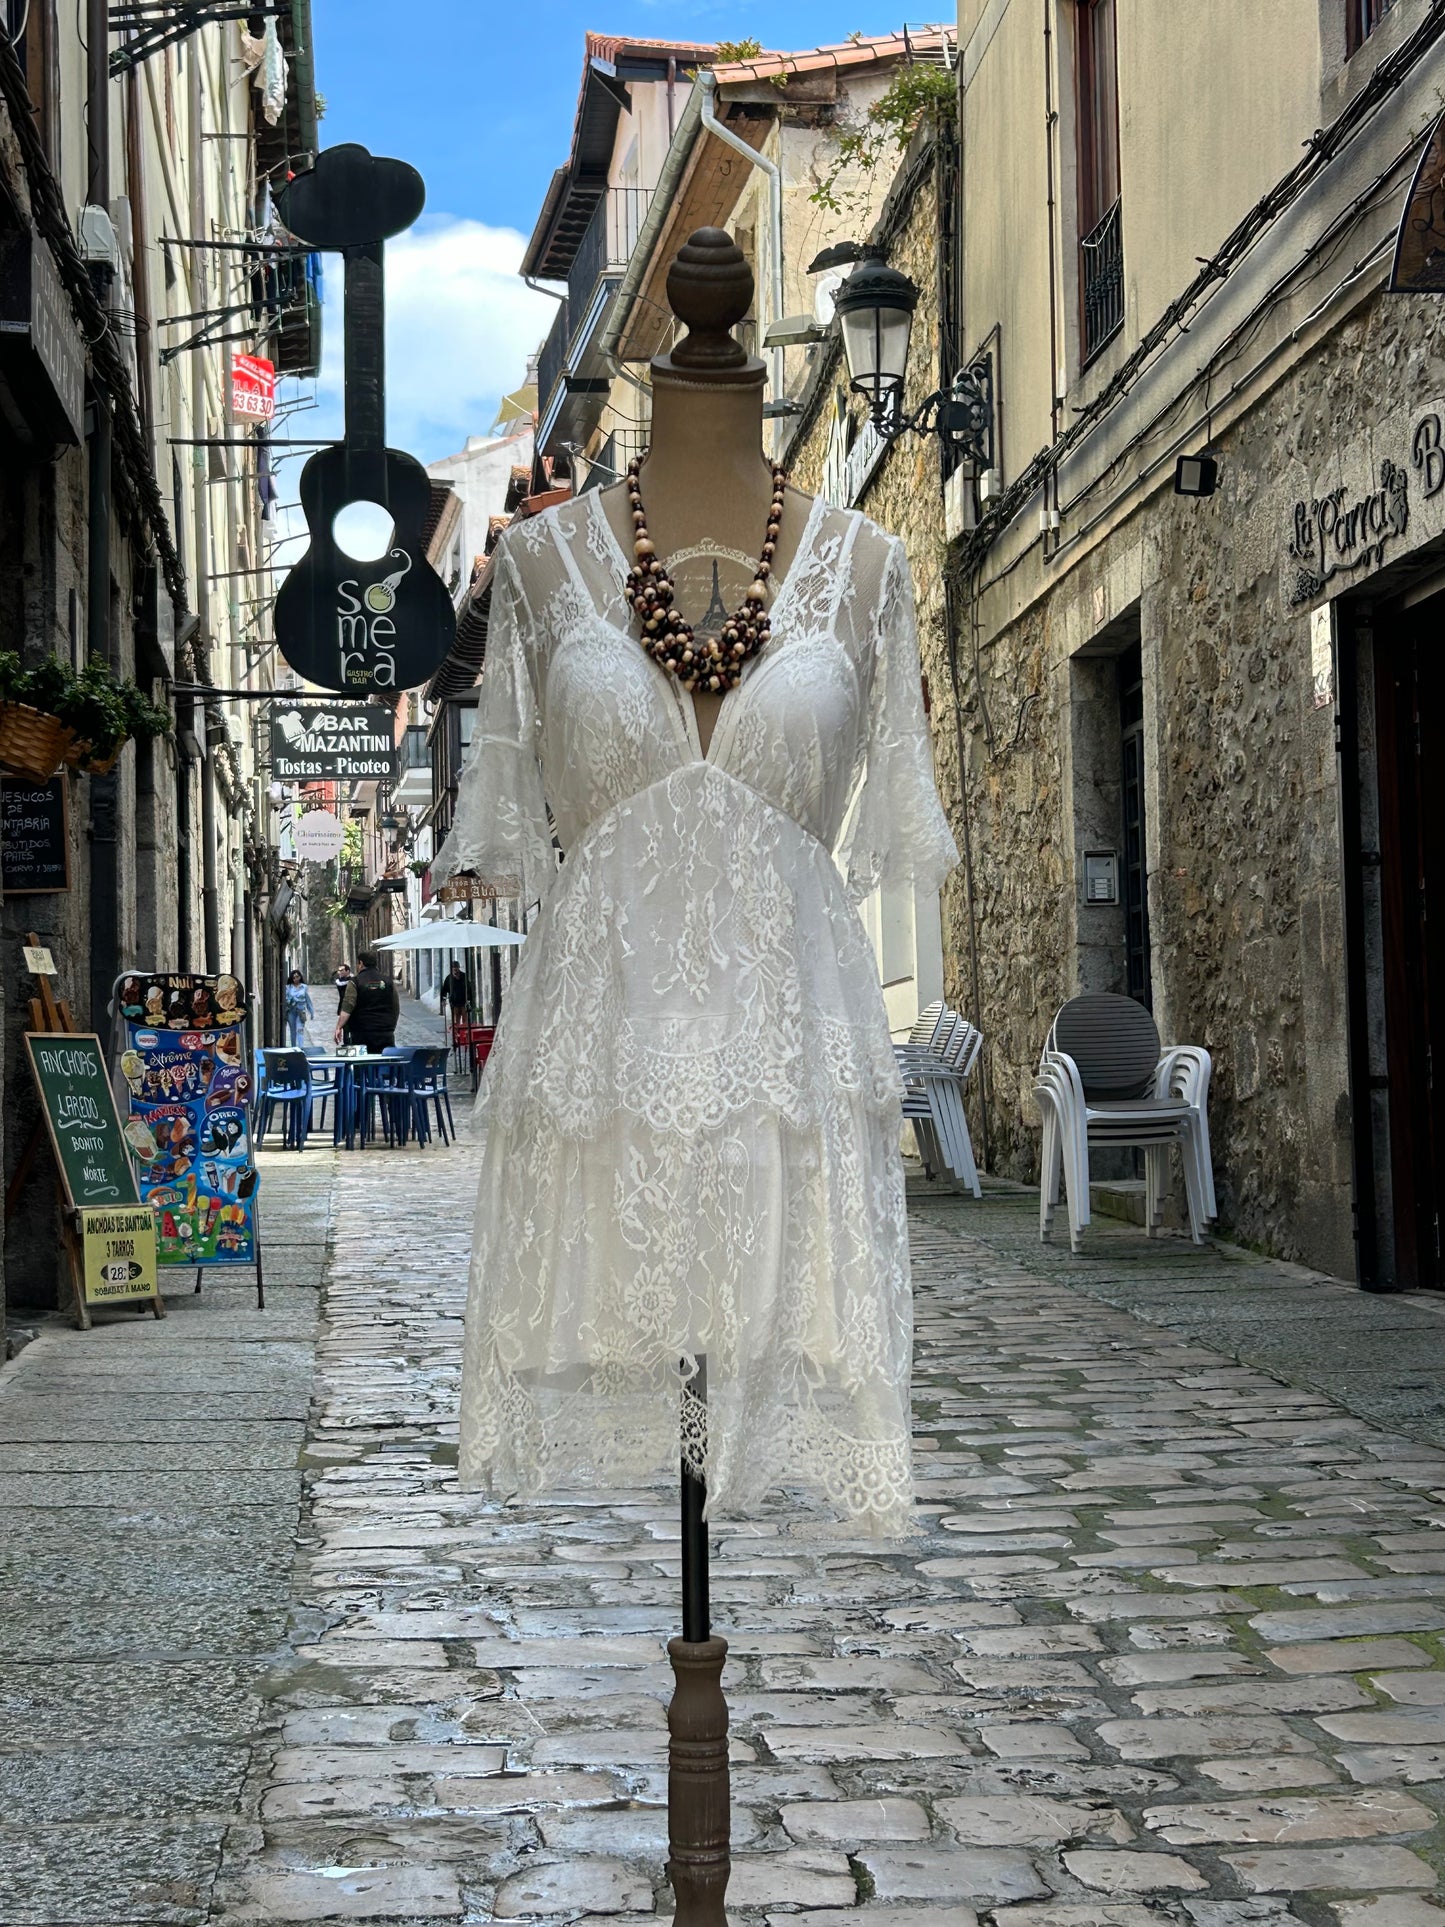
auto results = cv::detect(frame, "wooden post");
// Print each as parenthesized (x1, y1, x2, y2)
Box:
(667, 1358, 730, 1927)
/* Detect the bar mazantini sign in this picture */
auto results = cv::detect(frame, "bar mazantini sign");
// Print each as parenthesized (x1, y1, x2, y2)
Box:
(268, 703, 396, 781)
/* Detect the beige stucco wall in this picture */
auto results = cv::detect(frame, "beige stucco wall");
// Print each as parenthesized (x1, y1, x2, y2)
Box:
(960, 0, 1422, 479)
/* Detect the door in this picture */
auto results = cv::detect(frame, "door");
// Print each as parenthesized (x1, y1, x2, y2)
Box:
(1118, 642, 1153, 1009)
(1374, 607, 1445, 1288)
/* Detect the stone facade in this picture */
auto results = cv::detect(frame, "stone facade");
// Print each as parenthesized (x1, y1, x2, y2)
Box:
(0, 16, 317, 1335)
(956, 284, 1445, 1282)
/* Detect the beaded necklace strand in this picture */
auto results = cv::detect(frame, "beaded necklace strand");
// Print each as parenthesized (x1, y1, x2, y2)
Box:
(624, 455, 788, 695)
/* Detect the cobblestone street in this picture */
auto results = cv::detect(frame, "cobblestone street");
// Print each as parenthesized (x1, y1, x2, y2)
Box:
(7, 1044, 1445, 1924)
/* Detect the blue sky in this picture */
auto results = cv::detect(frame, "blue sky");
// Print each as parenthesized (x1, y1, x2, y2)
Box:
(280, 1, 915, 470)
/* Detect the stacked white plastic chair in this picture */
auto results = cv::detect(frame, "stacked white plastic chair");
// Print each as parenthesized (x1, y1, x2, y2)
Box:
(894, 1001, 984, 1197)
(1034, 990, 1215, 1254)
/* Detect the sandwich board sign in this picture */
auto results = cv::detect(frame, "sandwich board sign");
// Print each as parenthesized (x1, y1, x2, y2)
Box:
(21, 1030, 162, 1327)
(78, 1205, 159, 1308)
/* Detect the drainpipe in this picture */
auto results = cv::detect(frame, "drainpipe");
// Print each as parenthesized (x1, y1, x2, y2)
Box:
(698, 70, 785, 448)
(86, 0, 117, 1031)
(599, 77, 706, 377)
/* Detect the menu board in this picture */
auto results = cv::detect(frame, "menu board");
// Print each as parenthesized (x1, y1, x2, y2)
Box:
(23, 1032, 138, 1208)
(1, 778, 69, 894)
(115, 972, 259, 1267)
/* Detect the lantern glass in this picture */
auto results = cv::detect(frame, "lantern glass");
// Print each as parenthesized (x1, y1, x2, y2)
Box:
(840, 301, 913, 422)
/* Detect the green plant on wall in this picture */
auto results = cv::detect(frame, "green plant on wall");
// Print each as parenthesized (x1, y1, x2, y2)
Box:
(812, 62, 957, 214)
(712, 40, 789, 89)
(0, 651, 173, 767)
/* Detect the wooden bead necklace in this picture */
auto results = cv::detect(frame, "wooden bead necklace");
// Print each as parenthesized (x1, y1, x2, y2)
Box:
(624, 454, 788, 694)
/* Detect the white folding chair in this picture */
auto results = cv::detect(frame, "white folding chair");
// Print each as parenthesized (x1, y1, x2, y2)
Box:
(897, 1007, 984, 1197)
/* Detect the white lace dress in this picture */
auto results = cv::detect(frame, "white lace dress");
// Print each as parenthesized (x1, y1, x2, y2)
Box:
(434, 489, 957, 1535)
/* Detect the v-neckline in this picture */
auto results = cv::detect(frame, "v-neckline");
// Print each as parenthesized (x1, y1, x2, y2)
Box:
(587, 486, 825, 767)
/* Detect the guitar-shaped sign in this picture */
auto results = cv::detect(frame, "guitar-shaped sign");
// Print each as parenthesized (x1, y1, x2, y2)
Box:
(273, 145, 455, 693)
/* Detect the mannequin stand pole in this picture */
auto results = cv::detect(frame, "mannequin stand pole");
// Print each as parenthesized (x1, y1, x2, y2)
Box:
(667, 1357, 730, 1927)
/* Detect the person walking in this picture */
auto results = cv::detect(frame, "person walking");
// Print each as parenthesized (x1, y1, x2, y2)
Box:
(441, 961, 471, 1020)
(283, 971, 315, 1048)
(333, 961, 353, 1010)
(335, 949, 400, 1051)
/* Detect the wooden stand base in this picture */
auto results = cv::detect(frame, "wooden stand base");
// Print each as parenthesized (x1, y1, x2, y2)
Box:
(667, 1633, 730, 1927)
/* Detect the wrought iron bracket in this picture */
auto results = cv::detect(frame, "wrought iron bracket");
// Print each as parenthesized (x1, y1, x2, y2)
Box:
(873, 354, 994, 469)
(108, 4, 290, 78)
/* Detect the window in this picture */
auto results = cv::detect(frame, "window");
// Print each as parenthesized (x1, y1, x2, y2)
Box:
(1347, 0, 1396, 54)
(10, 0, 57, 163)
(1075, 0, 1123, 362)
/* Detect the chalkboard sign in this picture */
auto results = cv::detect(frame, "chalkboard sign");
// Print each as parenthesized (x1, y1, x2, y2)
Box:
(24, 1033, 138, 1209)
(1, 778, 69, 894)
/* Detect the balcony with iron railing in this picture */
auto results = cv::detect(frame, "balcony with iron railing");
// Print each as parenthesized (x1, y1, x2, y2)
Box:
(582, 427, 649, 491)
(568, 186, 651, 314)
(537, 188, 653, 443)
(1080, 198, 1124, 364)
(537, 297, 570, 423)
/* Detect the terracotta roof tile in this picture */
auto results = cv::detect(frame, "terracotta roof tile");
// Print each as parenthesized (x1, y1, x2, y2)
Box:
(711, 26, 950, 83)
(584, 31, 716, 63)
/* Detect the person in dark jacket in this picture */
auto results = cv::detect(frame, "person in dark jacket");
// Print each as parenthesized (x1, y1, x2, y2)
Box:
(441, 961, 471, 1017)
(333, 961, 353, 1010)
(335, 950, 400, 1050)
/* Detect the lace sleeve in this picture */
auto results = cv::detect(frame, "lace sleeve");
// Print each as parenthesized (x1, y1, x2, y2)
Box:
(837, 535, 959, 905)
(432, 539, 555, 903)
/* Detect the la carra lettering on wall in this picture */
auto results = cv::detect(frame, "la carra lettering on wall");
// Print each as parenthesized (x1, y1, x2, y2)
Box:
(1285, 400, 1445, 610)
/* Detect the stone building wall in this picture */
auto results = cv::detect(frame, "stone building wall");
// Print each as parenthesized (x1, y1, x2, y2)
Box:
(958, 284, 1445, 1278)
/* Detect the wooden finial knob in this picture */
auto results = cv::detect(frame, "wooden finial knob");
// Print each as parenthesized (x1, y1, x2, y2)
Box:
(666, 228, 753, 370)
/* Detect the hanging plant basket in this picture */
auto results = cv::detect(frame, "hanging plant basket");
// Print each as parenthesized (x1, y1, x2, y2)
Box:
(0, 702, 78, 783)
(66, 739, 124, 776)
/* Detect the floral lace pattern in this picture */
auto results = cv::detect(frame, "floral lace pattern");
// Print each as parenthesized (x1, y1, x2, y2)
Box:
(434, 490, 957, 1537)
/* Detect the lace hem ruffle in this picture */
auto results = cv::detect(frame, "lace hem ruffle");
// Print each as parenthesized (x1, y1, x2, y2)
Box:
(480, 1007, 904, 1139)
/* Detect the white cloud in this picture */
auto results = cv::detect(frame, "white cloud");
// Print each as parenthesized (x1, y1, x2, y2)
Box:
(293, 215, 554, 468)
(374, 217, 554, 463)
(266, 218, 555, 577)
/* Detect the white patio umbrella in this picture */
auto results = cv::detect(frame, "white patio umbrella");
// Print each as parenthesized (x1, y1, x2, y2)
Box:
(374, 918, 525, 952)
(374, 918, 526, 1058)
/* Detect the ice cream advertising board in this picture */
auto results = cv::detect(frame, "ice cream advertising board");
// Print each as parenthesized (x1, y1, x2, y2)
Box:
(114, 973, 260, 1267)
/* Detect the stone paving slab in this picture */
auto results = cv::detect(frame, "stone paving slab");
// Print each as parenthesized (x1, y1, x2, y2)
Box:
(0, 1126, 334, 1925)
(14, 1044, 1445, 1923)
(194, 1136, 1445, 1926)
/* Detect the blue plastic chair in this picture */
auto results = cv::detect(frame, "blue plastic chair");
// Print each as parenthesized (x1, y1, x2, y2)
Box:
(397, 1047, 453, 1147)
(353, 1050, 406, 1148)
(258, 1050, 311, 1149)
(303, 1047, 338, 1139)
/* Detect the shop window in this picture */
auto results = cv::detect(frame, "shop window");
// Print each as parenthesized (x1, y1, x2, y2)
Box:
(1075, 0, 1123, 362)
(1347, 0, 1396, 55)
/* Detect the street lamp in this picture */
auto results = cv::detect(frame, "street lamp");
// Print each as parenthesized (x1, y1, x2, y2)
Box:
(830, 248, 993, 465)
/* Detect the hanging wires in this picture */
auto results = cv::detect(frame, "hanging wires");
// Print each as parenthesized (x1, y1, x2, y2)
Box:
(953, 0, 1445, 585)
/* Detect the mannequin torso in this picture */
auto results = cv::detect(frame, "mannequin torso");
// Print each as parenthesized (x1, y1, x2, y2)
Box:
(601, 365, 817, 758)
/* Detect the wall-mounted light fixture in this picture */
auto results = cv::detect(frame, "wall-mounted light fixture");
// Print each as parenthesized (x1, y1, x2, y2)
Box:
(1174, 452, 1220, 497)
(826, 246, 994, 466)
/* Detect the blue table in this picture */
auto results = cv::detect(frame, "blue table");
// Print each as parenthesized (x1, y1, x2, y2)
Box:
(305, 1051, 402, 1150)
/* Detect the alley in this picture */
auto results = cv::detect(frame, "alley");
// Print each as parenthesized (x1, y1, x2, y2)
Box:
(5, 1061, 1445, 1925)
